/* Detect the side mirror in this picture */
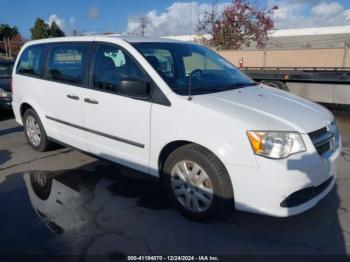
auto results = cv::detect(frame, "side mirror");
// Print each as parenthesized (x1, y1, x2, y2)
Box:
(119, 78, 150, 100)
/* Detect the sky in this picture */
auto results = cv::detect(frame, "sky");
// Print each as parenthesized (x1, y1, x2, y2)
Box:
(1, 0, 350, 38)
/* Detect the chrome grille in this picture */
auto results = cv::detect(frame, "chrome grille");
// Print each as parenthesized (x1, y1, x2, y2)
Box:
(309, 121, 339, 157)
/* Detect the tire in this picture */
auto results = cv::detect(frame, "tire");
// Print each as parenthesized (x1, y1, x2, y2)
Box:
(23, 109, 51, 152)
(261, 80, 289, 91)
(162, 144, 234, 222)
(30, 172, 53, 200)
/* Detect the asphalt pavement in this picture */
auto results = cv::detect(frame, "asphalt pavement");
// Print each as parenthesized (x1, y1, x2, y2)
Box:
(0, 109, 349, 261)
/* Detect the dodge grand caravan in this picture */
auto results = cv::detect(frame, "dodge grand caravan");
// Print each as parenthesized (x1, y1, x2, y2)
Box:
(12, 36, 341, 221)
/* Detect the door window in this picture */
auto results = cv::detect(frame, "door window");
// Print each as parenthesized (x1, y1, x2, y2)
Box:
(92, 44, 145, 93)
(138, 48, 175, 78)
(46, 43, 87, 85)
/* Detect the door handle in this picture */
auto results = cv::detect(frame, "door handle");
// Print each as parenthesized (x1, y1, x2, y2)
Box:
(67, 94, 79, 100)
(84, 98, 99, 104)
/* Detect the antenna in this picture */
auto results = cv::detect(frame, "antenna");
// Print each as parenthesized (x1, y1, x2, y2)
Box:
(188, 2, 193, 101)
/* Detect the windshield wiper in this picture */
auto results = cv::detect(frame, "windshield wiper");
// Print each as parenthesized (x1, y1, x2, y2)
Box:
(231, 81, 258, 88)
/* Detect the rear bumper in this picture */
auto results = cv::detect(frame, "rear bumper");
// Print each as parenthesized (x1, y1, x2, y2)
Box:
(227, 135, 341, 217)
(12, 100, 22, 125)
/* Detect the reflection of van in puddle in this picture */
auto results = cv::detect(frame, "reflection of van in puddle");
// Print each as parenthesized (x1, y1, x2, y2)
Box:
(13, 36, 341, 221)
(24, 172, 94, 233)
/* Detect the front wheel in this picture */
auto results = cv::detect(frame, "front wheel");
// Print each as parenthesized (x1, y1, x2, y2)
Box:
(163, 144, 234, 221)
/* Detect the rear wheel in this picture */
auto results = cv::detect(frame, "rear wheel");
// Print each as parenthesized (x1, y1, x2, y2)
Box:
(163, 144, 234, 221)
(23, 109, 51, 152)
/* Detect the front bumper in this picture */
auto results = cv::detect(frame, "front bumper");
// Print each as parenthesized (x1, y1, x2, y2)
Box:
(0, 97, 12, 110)
(227, 133, 341, 217)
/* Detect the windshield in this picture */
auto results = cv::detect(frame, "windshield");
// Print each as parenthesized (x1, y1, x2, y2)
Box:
(0, 62, 14, 78)
(132, 42, 255, 95)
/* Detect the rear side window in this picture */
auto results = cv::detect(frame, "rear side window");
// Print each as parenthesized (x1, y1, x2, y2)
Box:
(16, 45, 44, 76)
(46, 43, 87, 85)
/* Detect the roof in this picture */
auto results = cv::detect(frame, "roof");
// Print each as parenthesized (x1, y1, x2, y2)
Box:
(162, 34, 212, 42)
(270, 25, 350, 38)
(162, 25, 350, 41)
(23, 35, 185, 47)
(108, 34, 184, 43)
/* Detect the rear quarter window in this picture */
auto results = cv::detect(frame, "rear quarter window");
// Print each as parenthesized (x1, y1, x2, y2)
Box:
(16, 45, 44, 76)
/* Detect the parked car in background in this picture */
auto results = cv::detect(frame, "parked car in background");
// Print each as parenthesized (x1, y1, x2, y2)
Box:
(0, 59, 14, 111)
(12, 36, 341, 221)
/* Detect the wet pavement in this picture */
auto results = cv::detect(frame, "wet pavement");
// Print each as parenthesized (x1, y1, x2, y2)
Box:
(0, 109, 350, 260)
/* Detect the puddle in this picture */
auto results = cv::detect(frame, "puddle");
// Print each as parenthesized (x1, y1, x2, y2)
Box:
(0, 162, 172, 256)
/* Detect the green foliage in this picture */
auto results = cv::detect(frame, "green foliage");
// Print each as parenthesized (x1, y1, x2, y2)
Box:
(49, 21, 65, 37)
(30, 18, 50, 40)
(0, 24, 19, 39)
(30, 18, 65, 40)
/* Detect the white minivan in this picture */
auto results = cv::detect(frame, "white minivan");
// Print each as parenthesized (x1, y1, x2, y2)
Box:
(12, 36, 341, 221)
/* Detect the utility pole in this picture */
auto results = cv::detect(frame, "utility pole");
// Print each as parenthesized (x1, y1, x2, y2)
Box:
(139, 17, 147, 37)
(342, 46, 348, 68)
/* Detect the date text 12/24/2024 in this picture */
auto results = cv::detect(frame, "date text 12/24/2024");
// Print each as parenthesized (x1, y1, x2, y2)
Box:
(127, 256, 220, 261)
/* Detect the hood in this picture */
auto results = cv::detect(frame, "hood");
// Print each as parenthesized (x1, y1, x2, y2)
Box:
(192, 84, 333, 133)
(0, 78, 11, 92)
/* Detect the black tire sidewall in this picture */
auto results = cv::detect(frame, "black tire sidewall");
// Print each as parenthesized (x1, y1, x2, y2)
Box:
(163, 145, 233, 221)
(23, 109, 49, 152)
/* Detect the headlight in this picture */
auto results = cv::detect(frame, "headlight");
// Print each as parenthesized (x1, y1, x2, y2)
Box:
(0, 91, 11, 97)
(247, 131, 306, 159)
(330, 120, 340, 149)
(0, 88, 12, 97)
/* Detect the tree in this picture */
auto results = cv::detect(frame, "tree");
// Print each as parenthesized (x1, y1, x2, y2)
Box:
(49, 21, 65, 37)
(30, 18, 65, 39)
(10, 34, 25, 55)
(198, 0, 278, 49)
(0, 24, 21, 56)
(0, 24, 19, 39)
(30, 18, 50, 39)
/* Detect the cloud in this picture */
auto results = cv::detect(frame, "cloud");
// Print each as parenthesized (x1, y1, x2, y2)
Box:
(48, 14, 65, 29)
(47, 14, 76, 35)
(345, 9, 350, 20)
(269, 0, 350, 29)
(311, 2, 343, 17)
(128, 1, 350, 36)
(127, 2, 229, 36)
(89, 4, 100, 20)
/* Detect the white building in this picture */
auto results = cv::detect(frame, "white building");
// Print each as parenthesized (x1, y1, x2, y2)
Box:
(163, 25, 350, 49)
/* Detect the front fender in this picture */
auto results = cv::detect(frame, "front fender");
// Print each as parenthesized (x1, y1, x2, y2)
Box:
(149, 102, 258, 177)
